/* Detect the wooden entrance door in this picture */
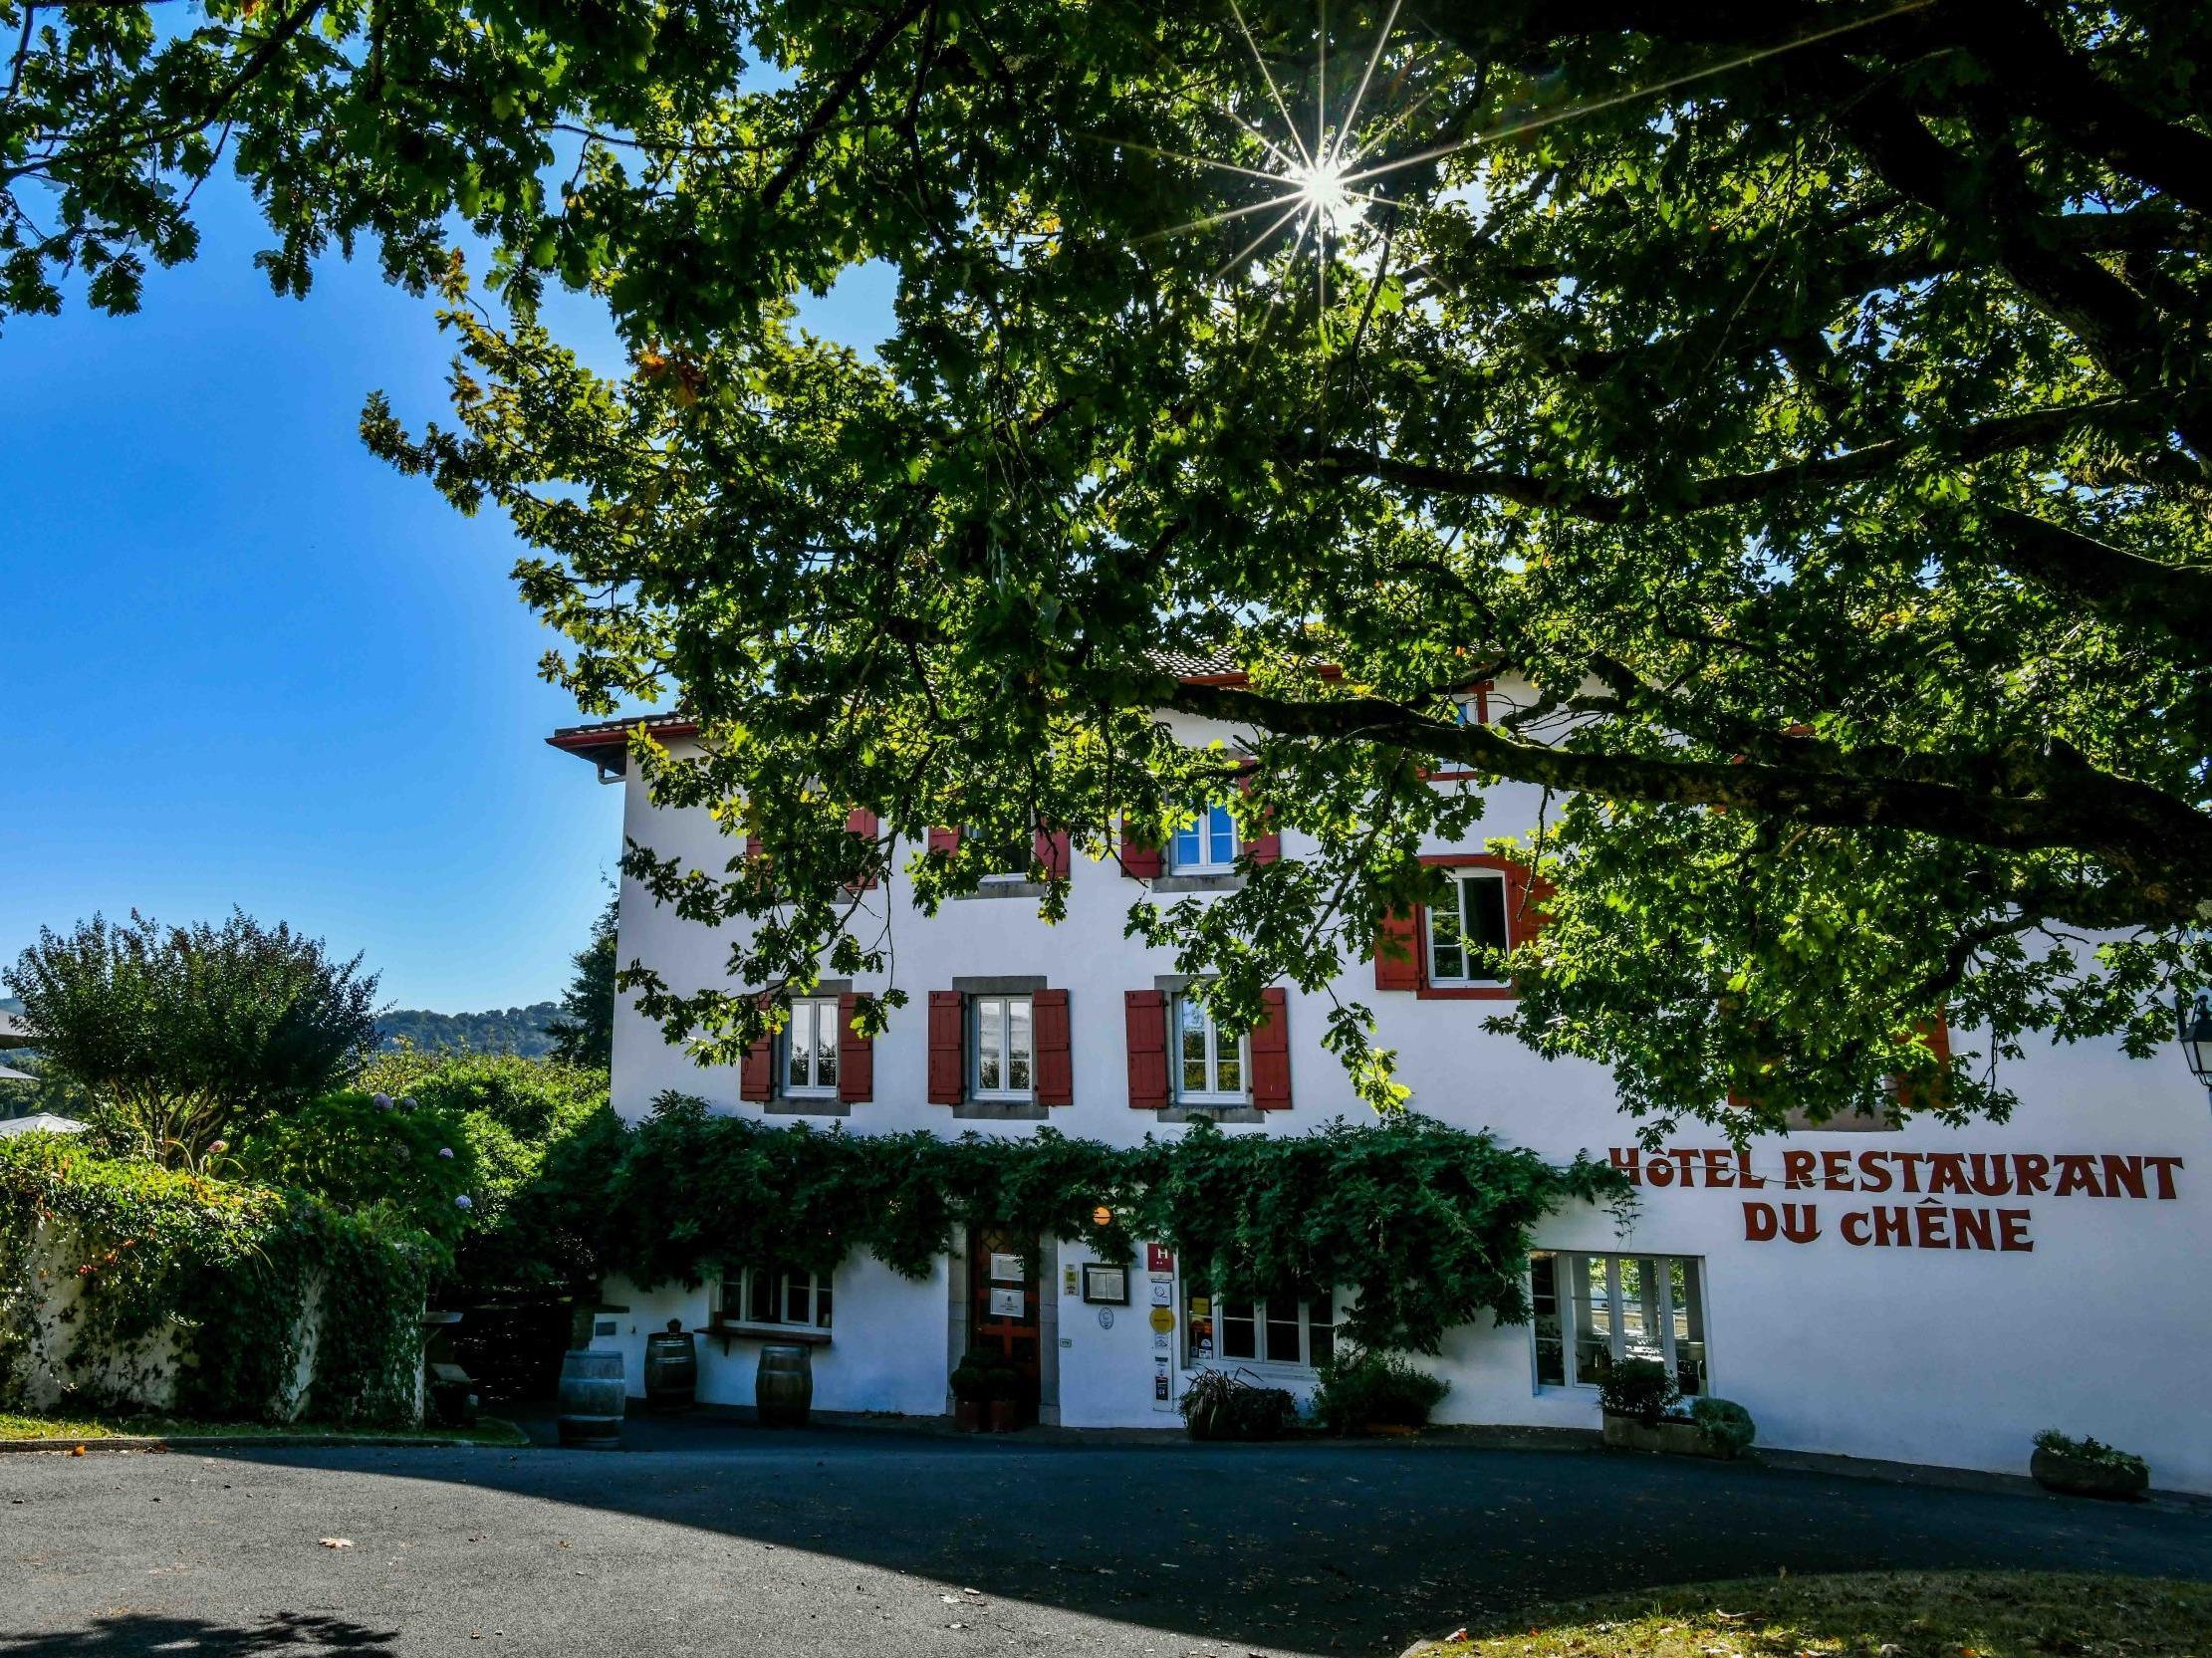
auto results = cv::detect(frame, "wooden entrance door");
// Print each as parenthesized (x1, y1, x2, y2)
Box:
(968, 1227, 1041, 1419)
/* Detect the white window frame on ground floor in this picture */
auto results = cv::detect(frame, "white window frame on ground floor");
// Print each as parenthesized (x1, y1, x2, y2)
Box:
(720, 1263, 835, 1331)
(1529, 1250, 1709, 1399)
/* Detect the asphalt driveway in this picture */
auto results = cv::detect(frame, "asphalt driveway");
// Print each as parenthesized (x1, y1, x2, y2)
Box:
(4, 1423, 2209, 1657)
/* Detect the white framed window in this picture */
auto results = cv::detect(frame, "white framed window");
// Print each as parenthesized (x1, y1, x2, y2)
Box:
(782, 998, 841, 1096)
(1530, 1250, 1706, 1398)
(1171, 805, 1238, 872)
(1428, 868, 1511, 984)
(968, 825, 1033, 883)
(1185, 1283, 1335, 1369)
(973, 995, 1035, 1099)
(723, 1264, 834, 1329)
(1174, 993, 1246, 1104)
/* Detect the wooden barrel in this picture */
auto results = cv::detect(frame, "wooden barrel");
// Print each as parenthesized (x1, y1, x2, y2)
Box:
(755, 1343, 814, 1427)
(556, 1349, 625, 1448)
(643, 1322, 697, 1413)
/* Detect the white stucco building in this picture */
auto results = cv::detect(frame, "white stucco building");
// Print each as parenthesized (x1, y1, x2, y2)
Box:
(553, 683, 2212, 1492)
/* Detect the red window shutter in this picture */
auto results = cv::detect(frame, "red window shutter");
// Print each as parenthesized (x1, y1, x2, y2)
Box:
(1237, 774, 1281, 863)
(745, 832, 765, 861)
(845, 810, 880, 889)
(1034, 828, 1072, 880)
(1374, 909, 1425, 991)
(1119, 821, 1163, 879)
(1892, 1014, 1952, 1111)
(838, 993, 874, 1103)
(1250, 988, 1292, 1110)
(1123, 989, 1169, 1110)
(927, 990, 966, 1105)
(1034, 989, 1073, 1105)
(740, 1024, 775, 1102)
(927, 827, 961, 857)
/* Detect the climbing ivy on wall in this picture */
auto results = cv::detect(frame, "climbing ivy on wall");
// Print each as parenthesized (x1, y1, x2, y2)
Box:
(602, 1097, 1628, 1354)
(0, 1133, 434, 1425)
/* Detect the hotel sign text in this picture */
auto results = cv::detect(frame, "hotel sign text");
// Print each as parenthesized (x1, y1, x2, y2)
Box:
(1606, 1146, 2184, 1253)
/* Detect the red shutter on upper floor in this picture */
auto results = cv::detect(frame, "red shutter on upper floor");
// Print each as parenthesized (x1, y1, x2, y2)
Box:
(1118, 821, 1163, 879)
(745, 832, 766, 861)
(927, 990, 966, 1104)
(838, 993, 874, 1103)
(1237, 773, 1281, 863)
(1373, 909, 1425, 991)
(1123, 989, 1169, 1109)
(845, 809, 880, 889)
(927, 827, 961, 856)
(1034, 828, 1072, 881)
(1250, 988, 1292, 1109)
(1034, 989, 1073, 1105)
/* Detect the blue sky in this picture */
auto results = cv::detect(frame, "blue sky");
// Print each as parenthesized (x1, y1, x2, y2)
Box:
(0, 176, 889, 1012)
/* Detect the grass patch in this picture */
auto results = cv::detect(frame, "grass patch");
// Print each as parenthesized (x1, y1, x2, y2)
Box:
(1420, 1573, 2211, 1658)
(0, 1410, 527, 1447)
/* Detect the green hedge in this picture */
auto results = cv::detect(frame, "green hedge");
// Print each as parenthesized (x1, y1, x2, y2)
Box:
(0, 1132, 434, 1425)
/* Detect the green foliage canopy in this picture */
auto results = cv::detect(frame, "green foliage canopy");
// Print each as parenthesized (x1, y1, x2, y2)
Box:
(371, 0, 2212, 1136)
(3, 912, 379, 1166)
(601, 1096, 1625, 1354)
(13, 0, 2211, 1132)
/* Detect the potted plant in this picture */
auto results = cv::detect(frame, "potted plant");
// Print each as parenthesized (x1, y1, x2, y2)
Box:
(2031, 1430, 2150, 1500)
(1310, 1350, 1449, 1437)
(949, 1361, 990, 1432)
(1689, 1397, 1758, 1461)
(1598, 1357, 1689, 1453)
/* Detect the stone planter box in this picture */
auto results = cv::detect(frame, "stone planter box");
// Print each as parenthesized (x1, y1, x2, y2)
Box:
(1602, 1412, 1732, 1458)
(2031, 1447, 2149, 1501)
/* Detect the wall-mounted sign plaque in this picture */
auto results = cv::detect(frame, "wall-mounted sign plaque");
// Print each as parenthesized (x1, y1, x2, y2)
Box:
(1081, 1265, 1129, 1305)
(989, 1252, 1025, 1284)
(988, 1287, 1024, 1317)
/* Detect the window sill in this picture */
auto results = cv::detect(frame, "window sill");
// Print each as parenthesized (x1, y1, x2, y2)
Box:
(1189, 1357, 1317, 1380)
(949, 1098, 1052, 1120)
(1149, 872, 1243, 893)
(700, 1321, 834, 1353)
(764, 1095, 854, 1117)
(1158, 1104, 1266, 1125)
(954, 880, 1050, 900)
(1417, 983, 1517, 1001)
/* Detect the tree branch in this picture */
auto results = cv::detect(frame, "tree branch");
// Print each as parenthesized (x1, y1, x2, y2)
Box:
(1310, 397, 2158, 522)
(1976, 508, 2212, 643)
(759, 0, 930, 212)
(1159, 679, 2212, 924)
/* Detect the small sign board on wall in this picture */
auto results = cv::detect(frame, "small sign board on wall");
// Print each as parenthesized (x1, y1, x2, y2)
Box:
(988, 1288, 1025, 1317)
(1081, 1265, 1129, 1305)
(989, 1252, 1025, 1284)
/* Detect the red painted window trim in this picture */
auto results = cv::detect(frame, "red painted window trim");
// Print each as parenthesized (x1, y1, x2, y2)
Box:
(1371, 852, 1547, 1002)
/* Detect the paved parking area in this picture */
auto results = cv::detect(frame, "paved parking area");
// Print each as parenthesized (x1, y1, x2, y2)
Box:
(4, 1423, 2209, 1656)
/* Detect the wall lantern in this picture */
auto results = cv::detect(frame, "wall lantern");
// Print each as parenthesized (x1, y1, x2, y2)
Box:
(2181, 992, 2212, 1099)
(1091, 1205, 1114, 1229)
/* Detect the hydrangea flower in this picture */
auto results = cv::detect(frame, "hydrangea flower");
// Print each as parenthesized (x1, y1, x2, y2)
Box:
(399, 1096, 417, 1111)
(370, 1092, 394, 1111)
(455, 1194, 474, 1211)
(438, 1147, 455, 1159)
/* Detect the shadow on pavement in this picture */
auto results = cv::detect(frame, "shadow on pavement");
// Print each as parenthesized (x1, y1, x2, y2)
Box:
(0, 1612, 398, 1656)
(183, 1418, 2212, 1656)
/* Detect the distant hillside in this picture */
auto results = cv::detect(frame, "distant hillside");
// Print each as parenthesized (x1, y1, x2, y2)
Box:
(376, 1002, 562, 1057)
